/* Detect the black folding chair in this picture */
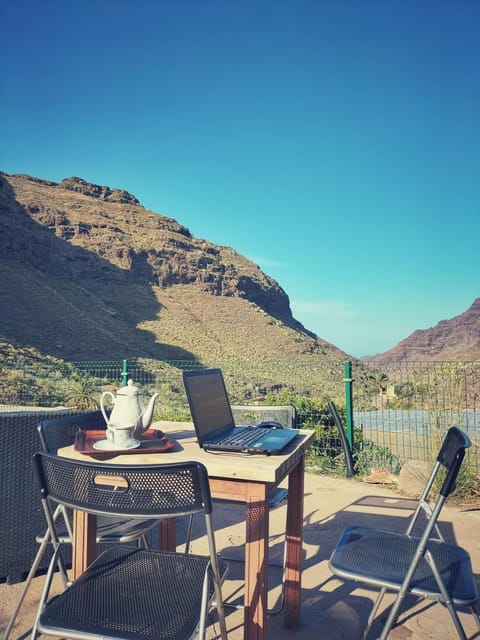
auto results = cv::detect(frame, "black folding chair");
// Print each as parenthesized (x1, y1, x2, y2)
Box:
(30, 452, 228, 640)
(3, 410, 160, 639)
(329, 426, 480, 640)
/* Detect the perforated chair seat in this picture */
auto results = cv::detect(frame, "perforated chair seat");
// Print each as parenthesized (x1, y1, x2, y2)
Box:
(331, 526, 478, 605)
(39, 546, 228, 640)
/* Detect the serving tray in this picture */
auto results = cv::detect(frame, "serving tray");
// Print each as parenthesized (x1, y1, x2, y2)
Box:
(74, 428, 175, 456)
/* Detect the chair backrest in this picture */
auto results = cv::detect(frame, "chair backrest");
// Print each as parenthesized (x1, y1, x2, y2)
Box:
(435, 426, 471, 497)
(406, 426, 471, 539)
(231, 404, 296, 429)
(33, 452, 213, 519)
(38, 410, 107, 453)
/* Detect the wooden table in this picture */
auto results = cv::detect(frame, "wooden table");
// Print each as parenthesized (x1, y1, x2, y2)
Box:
(58, 421, 315, 640)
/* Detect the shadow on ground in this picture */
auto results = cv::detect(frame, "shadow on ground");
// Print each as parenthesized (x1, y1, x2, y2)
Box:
(1, 473, 479, 639)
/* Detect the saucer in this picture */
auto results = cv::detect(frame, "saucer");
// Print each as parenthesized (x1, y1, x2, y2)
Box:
(93, 438, 141, 452)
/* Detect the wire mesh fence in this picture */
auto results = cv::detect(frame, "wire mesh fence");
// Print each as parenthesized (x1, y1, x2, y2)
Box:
(352, 360, 480, 481)
(1, 357, 479, 482)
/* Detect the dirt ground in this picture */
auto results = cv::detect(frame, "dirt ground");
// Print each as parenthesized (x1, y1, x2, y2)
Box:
(1, 472, 479, 640)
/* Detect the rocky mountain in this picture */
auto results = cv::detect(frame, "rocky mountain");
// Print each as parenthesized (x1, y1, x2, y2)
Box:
(0, 172, 350, 396)
(364, 298, 480, 362)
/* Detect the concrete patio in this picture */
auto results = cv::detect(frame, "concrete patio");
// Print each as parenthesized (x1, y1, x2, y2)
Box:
(1, 472, 479, 639)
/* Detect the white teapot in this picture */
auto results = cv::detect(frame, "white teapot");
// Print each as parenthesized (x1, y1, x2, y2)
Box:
(100, 380, 159, 438)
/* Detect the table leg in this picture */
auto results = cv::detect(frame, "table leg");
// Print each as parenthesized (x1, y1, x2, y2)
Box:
(244, 482, 269, 640)
(158, 517, 176, 551)
(72, 510, 96, 579)
(284, 456, 304, 628)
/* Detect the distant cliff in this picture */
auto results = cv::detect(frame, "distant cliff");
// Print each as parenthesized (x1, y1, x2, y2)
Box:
(364, 298, 480, 361)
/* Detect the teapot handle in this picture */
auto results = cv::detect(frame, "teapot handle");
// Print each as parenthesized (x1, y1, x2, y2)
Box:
(100, 391, 115, 426)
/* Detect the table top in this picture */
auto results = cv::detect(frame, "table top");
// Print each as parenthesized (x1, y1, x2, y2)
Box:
(58, 420, 316, 485)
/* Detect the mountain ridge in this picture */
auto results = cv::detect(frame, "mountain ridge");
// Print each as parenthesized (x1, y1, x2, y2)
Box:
(1, 172, 295, 319)
(0, 171, 346, 396)
(363, 298, 480, 362)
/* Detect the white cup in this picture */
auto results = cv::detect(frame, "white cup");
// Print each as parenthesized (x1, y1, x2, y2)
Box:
(106, 425, 136, 448)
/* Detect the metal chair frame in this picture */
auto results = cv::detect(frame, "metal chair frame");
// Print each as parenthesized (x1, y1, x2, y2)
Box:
(31, 452, 228, 640)
(329, 426, 480, 640)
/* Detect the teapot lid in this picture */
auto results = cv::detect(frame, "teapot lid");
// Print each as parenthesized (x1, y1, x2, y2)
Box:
(117, 379, 142, 396)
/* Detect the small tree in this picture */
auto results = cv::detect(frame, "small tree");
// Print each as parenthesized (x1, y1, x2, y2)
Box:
(65, 376, 99, 410)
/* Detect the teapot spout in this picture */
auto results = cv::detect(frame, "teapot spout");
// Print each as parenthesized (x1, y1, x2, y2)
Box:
(135, 392, 159, 436)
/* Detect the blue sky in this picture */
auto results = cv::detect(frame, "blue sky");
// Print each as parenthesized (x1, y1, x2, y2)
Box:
(1, 1, 479, 358)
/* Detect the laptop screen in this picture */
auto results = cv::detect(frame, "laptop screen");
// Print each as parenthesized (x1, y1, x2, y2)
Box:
(183, 369, 236, 445)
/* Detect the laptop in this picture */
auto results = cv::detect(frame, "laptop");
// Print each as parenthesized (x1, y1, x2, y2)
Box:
(183, 368, 298, 455)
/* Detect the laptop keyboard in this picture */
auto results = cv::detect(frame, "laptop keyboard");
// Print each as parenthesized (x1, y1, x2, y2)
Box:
(217, 428, 271, 446)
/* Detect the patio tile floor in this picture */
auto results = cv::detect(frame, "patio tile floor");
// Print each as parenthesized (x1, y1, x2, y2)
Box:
(1, 473, 479, 639)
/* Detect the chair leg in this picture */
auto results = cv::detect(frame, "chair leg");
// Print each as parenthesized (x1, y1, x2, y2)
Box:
(29, 545, 70, 640)
(363, 587, 386, 639)
(378, 591, 409, 640)
(427, 549, 470, 640)
(2, 529, 54, 640)
(444, 604, 468, 640)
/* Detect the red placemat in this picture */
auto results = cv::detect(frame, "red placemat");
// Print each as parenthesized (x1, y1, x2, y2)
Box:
(74, 429, 175, 455)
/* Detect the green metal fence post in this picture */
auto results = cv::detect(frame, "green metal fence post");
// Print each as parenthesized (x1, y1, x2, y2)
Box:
(121, 359, 128, 386)
(344, 360, 354, 449)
